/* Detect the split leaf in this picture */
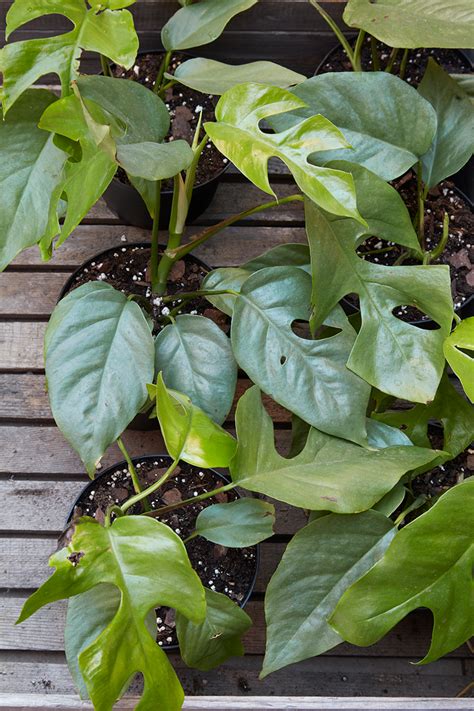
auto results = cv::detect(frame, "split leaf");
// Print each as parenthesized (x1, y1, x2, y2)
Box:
(443, 318, 474, 403)
(195, 498, 275, 547)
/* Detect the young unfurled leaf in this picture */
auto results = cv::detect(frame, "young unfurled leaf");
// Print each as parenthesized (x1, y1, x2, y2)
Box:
(1, 0, 139, 112)
(150, 373, 237, 468)
(17, 516, 206, 710)
(195, 498, 275, 547)
(418, 60, 474, 189)
(45, 283, 155, 476)
(330, 479, 474, 663)
(443, 318, 474, 403)
(205, 83, 363, 221)
(155, 315, 237, 425)
(230, 386, 439, 513)
(169, 57, 306, 95)
(262, 510, 395, 676)
(162, 0, 258, 51)
(269, 73, 437, 181)
(176, 588, 252, 671)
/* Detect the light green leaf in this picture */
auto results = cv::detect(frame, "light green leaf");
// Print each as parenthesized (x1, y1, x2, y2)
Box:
(1, 0, 139, 112)
(331, 479, 474, 663)
(443, 318, 474, 403)
(205, 83, 363, 221)
(117, 140, 194, 180)
(195, 498, 275, 547)
(18, 516, 206, 710)
(343, 0, 474, 49)
(0, 89, 67, 271)
(152, 372, 237, 468)
(176, 588, 252, 671)
(418, 60, 474, 188)
(305, 171, 453, 402)
(169, 57, 305, 95)
(262, 510, 395, 676)
(45, 282, 154, 476)
(372, 483, 406, 516)
(269, 73, 437, 181)
(230, 386, 439, 513)
(230, 266, 371, 444)
(162, 0, 258, 51)
(155, 315, 237, 425)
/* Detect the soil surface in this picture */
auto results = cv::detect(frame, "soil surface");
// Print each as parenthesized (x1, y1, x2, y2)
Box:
(347, 176, 474, 322)
(113, 52, 228, 190)
(70, 457, 258, 647)
(317, 41, 472, 86)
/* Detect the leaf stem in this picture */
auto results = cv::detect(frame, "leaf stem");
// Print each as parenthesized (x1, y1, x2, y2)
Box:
(182, 530, 199, 544)
(121, 458, 180, 514)
(105, 505, 124, 528)
(117, 438, 151, 512)
(144, 481, 235, 518)
(353, 30, 366, 72)
(370, 36, 380, 71)
(385, 47, 400, 73)
(100, 54, 112, 77)
(150, 180, 162, 294)
(154, 50, 172, 96)
(415, 161, 425, 250)
(426, 211, 449, 263)
(161, 288, 239, 304)
(309, 0, 356, 69)
(399, 48, 409, 80)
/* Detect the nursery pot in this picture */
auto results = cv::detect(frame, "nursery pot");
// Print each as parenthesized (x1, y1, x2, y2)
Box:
(66, 455, 260, 650)
(102, 49, 230, 229)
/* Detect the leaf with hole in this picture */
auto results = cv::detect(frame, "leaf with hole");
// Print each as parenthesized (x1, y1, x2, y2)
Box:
(195, 498, 275, 547)
(443, 318, 474, 403)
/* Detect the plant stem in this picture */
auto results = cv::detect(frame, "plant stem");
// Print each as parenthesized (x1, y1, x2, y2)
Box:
(144, 481, 235, 518)
(121, 458, 180, 514)
(370, 36, 380, 70)
(415, 160, 425, 251)
(162, 288, 239, 304)
(154, 50, 172, 96)
(424, 211, 449, 264)
(100, 54, 112, 77)
(105, 504, 124, 527)
(353, 30, 366, 71)
(185, 135, 208, 205)
(117, 438, 151, 512)
(385, 47, 400, 73)
(394, 494, 428, 526)
(309, 0, 356, 69)
(399, 48, 409, 79)
(183, 530, 199, 544)
(150, 180, 162, 294)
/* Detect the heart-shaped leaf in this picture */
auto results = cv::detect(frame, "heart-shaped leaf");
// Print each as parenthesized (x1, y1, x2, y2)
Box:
(331, 478, 474, 663)
(18, 516, 206, 710)
(195, 498, 275, 547)
(162, 0, 258, 51)
(45, 282, 155, 476)
(443, 318, 474, 403)
(155, 315, 237, 425)
(176, 588, 252, 671)
(262, 510, 395, 676)
(230, 266, 371, 444)
(230, 386, 439, 512)
(169, 57, 306, 95)
(205, 83, 363, 221)
(117, 140, 194, 180)
(269, 73, 437, 181)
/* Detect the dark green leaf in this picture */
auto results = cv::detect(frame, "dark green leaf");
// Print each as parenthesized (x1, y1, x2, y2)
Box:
(195, 498, 275, 546)
(372, 483, 406, 516)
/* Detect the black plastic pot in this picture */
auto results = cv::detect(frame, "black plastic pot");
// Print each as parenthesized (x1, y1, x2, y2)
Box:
(66, 456, 260, 651)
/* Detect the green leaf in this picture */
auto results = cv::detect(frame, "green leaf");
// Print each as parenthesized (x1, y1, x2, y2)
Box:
(0, 89, 67, 271)
(343, 0, 474, 49)
(331, 478, 474, 663)
(262, 510, 395, 676)
(176, 588, 252, 671)
(418, 60, 474, 189)
(195, 498, 275, 547)
(45, 282, 155, 476)
(18, 516, 206, 710)
(161, 0, 258, 51)
(269, 73, 437, 181)
(443, 319, 474, 403)
(155, 315, 237, 425)
(372, 483, 406, 516)
(1, 0, 139, 112)
(230, 386, 439, 513)
(205, 83, 363, 221)
(152, 372, 237, 468)
(169, 57, 306, 95)
(450, 74, 474, 100)
(305, 171, 454, 402)
(117, 140, 194, 180)
(230, 266, 371, 444)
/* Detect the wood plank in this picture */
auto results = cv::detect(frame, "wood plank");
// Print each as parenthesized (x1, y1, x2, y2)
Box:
(0, 322, 46, 371)
(0, 274, 66, 317)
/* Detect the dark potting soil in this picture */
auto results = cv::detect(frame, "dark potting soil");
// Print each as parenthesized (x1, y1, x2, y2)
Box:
(347, 175, 474, 322)
(71, 457, 257, 647)
(113, 52, 228, 191)
(317, 41, 472, 86)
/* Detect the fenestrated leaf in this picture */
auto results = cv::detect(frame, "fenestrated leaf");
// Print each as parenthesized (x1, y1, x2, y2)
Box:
(151, 372, 237, 468)
(331, 479, 474, 663)
(195, 498, 275, 547)
(45, 282, 155, 476)
(0, 89, 67, 271)
(262, 510, 395, 676)
(443, 318, 474, 403)
(305, 167, 454, 403)
(230, 266, 371, 444)
(155, 315, 237, 425)
(168, 57, 306, 95)
(343, 0, 474, 49)
(205, 83, 363, 221)
(230, 386, 439, 513)
(117, 140, 194, 180)
(161, 0, 258, 51)
(1, 0, 139, 112)
(17, 516, 206, 710)
(176, 588, 252, 671)
(418, 60, 474, 189)
(269, 73, 437, 181)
